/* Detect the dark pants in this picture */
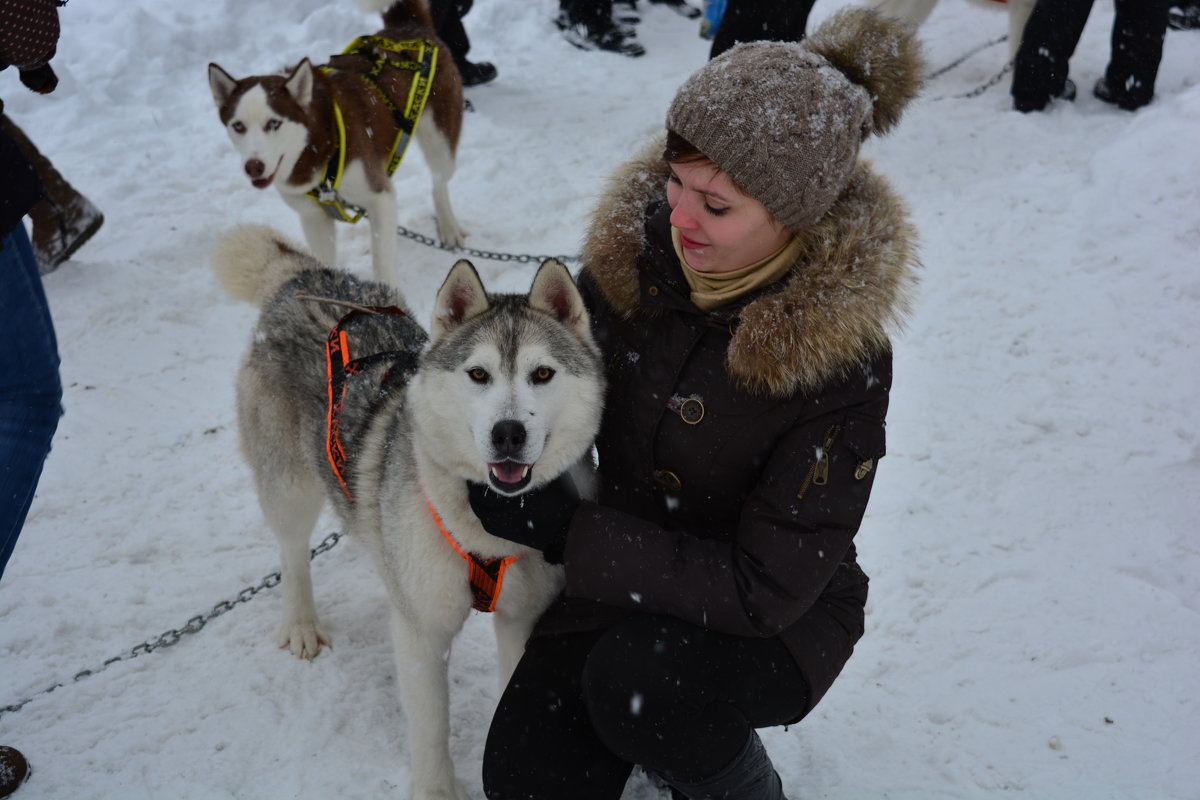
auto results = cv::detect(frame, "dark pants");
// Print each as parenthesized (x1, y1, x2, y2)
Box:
(560, 0, 613, 27)
(710, 0, 818, 58)
(429, 0, 475, 65)
(0, 224, 63, 579)
(483, 614, 809, 799)
(1012, 0, 1170, 110)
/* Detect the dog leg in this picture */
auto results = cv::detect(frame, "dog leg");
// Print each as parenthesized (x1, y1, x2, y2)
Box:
(491, 610, 536, 693)
(363, 187, 400, 286)
(415, 120, 467, 249)
(259, 473, 328, 660)
(1007, 0, 1035, 62)
(284, 192, 338, 268)
(865, 0, 937, 27)
(388, 607, 470, 800)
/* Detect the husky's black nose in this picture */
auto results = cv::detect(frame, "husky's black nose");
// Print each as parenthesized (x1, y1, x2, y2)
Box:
(244, 159, 265, 179)
(491, 420, 527, 457)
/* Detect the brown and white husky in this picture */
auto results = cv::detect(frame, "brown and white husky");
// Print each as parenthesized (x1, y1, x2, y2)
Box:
(208, 0, 466, 286)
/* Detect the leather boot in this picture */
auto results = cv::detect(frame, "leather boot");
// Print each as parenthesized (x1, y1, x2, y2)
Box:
(28, 190, 104, 274)
(0, 115, 104, 274)
(665, 731, 787, 800)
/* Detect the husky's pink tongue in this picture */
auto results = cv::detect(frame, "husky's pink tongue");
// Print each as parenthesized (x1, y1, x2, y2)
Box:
(489, 462, 530, 486)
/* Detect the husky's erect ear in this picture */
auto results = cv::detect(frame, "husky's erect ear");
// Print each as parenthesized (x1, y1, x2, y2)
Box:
(208, 63, 237, 107)
(284, 58, 315, 107)
(432, 259, 490, 341)
(529, 258, 590, 340)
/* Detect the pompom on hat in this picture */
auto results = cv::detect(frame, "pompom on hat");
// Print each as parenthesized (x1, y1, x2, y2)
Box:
(666, 7, 924, 232)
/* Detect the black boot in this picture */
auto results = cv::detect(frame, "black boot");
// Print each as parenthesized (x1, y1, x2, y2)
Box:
(456, 59, 498, 86)
(665, 731, 786, 800)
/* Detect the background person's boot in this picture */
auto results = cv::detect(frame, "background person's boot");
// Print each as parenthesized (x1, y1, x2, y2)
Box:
(0, 115, 104, 274)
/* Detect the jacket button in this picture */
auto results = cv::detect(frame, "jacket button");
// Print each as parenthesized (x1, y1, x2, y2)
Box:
(653, 470, 682, 492)
(679, 398, 704, 425)
(648, 285, 659, 296)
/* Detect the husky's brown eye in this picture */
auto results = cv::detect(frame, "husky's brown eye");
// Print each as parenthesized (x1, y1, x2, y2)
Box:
(531, 366, 555, 384)
(467, 367, 489, 383)
(231, 121, 246, 134)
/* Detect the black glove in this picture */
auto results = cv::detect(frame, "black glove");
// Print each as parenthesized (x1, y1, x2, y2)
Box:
(467, 475, 581, 564)
(20, 64, 58, 94)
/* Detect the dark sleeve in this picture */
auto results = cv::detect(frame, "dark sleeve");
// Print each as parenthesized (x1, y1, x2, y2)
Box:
(0, 0, 61, 71)
(0, 125, 42, 238)
(561, 399, 887, 638)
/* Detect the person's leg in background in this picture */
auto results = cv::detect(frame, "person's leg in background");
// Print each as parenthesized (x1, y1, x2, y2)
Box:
(0, 222, 64, 580)
(1095, 0, 1170, 109)
(710, 0, 819, 59)
(428, 0, 499, 86)
(1011, 0, 1095, 111)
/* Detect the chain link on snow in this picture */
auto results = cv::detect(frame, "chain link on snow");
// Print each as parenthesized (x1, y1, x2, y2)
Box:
(926, 34, 1008, 81)
(396, 223, 579, 265)
(0, 532, 343, 720)
(925, 34, 1014, 102)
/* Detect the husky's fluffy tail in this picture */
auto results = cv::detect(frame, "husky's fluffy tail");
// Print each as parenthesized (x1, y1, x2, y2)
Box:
(211, 225, 320, 307)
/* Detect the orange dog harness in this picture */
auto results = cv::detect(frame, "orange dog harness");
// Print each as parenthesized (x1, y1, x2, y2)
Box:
(425, 496, 521, 613)
(323, 308, 518, 613)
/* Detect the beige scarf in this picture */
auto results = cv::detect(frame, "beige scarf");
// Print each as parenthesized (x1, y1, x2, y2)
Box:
(673, 228, 802, 311)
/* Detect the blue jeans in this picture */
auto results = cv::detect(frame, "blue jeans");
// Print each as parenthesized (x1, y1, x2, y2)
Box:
(0, 224, 63, 580)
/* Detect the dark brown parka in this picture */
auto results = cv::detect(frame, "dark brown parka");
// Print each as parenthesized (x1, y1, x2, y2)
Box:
(535, 140, 919, 714)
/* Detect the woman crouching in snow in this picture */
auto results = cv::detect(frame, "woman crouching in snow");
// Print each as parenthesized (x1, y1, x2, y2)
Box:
(468, 8, 924, 798)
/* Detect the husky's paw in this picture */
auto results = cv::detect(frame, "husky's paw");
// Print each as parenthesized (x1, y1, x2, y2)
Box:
(408, 780, 470, 800)
(436, 220, 468, 251)
(276, 622, 329, 660)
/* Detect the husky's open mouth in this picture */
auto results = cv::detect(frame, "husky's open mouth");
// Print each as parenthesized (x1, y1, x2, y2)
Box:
(488, 461, 532, 493)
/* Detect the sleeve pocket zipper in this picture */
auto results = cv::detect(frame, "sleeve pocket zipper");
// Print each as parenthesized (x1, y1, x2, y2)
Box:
(796, 423, 842, 500)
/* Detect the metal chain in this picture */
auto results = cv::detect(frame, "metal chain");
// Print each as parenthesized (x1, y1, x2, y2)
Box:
(926, 34, 1008, 81)
(0, 532, 343, 720)
(928, 60, 1014, 102)
(956, 60, 1014, 99)
(395, 223, 579, 265)
(925, 34, 1015, 102)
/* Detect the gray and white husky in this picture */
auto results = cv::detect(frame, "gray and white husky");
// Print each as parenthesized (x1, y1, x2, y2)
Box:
(210, 225, 603, 800)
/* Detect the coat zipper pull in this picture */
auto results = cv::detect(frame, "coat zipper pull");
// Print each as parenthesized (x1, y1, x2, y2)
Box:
(796, 423, 841, 499)
(812, 450, 830, 486)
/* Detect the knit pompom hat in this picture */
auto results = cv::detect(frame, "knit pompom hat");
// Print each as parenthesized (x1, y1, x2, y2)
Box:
(666, 7, 923, 232)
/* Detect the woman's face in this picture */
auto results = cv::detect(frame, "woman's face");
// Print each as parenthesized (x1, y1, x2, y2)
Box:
(666, 159, 792, 274)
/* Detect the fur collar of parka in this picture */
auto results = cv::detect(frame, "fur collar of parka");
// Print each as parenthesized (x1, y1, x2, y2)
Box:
(579, 138, 920, 399)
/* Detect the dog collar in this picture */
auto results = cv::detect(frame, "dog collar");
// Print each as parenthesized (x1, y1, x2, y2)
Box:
(306, 36, 439, 223)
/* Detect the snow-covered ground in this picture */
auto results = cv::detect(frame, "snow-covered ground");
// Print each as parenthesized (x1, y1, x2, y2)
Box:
(2, 0, 1197, 797)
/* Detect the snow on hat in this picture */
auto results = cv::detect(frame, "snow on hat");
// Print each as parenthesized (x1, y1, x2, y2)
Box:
(665, 7, 923, 232)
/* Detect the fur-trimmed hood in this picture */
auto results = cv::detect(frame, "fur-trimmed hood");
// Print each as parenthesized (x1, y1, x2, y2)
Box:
(579, 138, 920, 398)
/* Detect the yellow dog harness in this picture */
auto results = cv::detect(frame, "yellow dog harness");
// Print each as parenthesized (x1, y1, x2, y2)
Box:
(307, 36, 439, 223)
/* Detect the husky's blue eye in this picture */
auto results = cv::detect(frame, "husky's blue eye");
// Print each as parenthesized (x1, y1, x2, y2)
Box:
(531, 366, 555, 384)
(266, 119, 281, 132)
(231, 121, 246, 134)
(467, 367, 489, 383)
